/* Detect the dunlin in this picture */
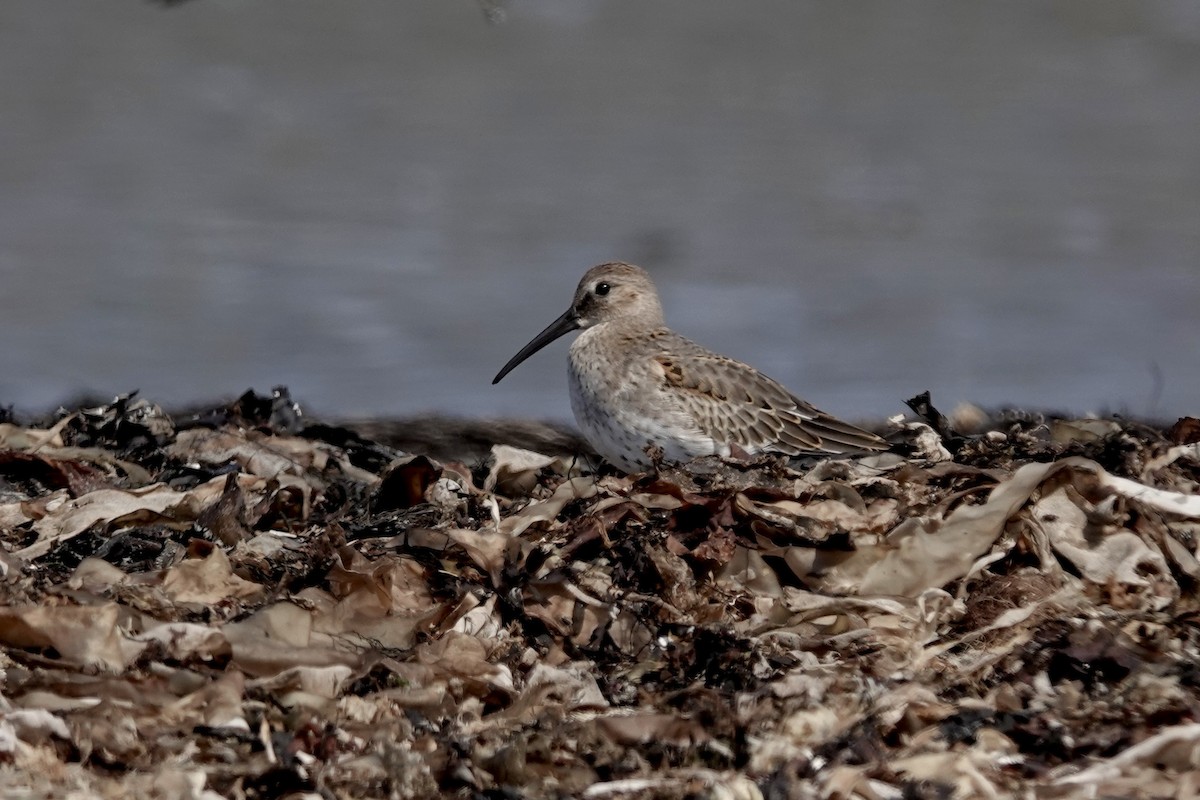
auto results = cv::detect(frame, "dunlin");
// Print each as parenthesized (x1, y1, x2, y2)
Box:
(493, 262, 888, 472)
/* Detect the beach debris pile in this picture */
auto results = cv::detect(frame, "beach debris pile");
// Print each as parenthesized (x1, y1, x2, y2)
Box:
(1, 388, 1199, 799)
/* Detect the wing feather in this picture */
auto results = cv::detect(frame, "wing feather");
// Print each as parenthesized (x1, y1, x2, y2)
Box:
(652, 337, 886, 456)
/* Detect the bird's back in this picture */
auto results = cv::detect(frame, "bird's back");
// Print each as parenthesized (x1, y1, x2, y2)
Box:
(569, 322, 886, 467)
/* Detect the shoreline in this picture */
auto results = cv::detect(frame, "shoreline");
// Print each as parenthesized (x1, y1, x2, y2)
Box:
(0, 388, 1197, 798)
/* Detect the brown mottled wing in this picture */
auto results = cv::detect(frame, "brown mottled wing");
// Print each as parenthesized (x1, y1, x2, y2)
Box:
(652, 339, 887, 456)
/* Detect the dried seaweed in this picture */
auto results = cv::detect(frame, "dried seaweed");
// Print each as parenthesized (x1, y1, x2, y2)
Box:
(1, 390, 1199, 799)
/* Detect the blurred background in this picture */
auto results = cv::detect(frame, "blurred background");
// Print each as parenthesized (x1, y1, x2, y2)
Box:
(1, 1, 1197, 425)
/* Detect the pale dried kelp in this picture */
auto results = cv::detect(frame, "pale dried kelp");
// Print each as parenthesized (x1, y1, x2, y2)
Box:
(1, 389, 1199, 799)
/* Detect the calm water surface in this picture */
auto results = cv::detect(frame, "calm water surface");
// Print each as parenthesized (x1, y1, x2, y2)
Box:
(1, 1, 1197, 423)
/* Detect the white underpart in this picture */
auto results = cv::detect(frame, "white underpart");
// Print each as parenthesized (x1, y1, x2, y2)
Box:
(567, 326, 723, 472)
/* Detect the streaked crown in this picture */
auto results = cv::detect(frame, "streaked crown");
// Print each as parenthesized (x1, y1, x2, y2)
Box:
(570, 262, 664, 329)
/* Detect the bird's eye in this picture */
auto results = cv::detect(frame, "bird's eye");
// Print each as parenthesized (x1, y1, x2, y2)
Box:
(595, 282, 611, 296)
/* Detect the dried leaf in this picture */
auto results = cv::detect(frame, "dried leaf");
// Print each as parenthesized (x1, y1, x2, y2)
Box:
(160, 547, 264, 605)
(0, 603, 145, 671)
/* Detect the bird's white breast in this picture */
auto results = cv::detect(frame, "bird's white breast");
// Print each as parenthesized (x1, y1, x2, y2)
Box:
(567, 327, 722, 471)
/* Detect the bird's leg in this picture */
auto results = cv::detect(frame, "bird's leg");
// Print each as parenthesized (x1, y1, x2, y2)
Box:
(643, 443, 666, 473)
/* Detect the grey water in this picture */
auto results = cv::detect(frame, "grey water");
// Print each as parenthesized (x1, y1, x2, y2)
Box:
(1, 1, 1197, 426)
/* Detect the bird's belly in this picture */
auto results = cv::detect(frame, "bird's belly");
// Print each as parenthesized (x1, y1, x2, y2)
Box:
(568, 362, 719, 471)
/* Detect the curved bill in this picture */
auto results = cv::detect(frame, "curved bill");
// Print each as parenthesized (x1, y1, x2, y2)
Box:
(492, 308, 580, 384)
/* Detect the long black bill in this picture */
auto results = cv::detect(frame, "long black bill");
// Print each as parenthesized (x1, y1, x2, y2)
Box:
(492, 308, 580, 384)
